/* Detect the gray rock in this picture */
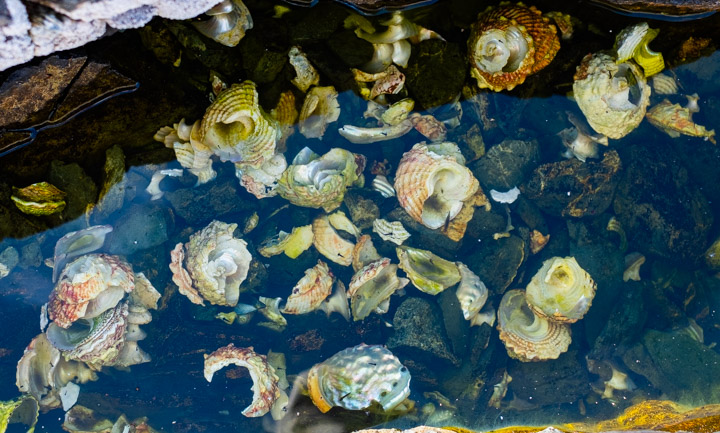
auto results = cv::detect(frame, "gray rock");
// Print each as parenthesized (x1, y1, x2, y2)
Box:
(0, 245, 19, 277)
(106, 204, 173, 256)
(438, 287, 470, 358)
(19, 240, 42, 269)
(165, 178, 255, 225)
(465, 235, 525, 295)
(471, 139, 540, 192)
(508, 350, 591, 407)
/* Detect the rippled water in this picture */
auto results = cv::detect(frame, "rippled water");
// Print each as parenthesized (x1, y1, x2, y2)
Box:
(1, 0, 720, 432)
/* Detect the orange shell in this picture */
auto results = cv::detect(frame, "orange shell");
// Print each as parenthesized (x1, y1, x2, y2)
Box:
(307, 364, 333, 413)
(282, 260, 335, 314)
(468, 2, 560, 91)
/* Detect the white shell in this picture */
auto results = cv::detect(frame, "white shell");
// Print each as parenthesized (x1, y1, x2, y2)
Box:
(372, 219, 410, 245)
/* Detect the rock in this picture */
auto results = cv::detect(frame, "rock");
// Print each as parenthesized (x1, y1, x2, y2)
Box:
(523, 150, 621, 218)
(327, 29, 374, 68)
(343, 189, 381, 231)
(465, 235, 525, 295)
(19, 240, 42, 269)
(588, 281, 647, 360)
(386, 206, 461, 257)
(164, 178, 256, 226)
(470, 139, 540, 192)
(288, 3, 347, 43)
(238, 19, 288, 84)
(405, 39, 466, 110)
(106, 204, 173, 256)
(613, 142, 713, 263)
(623, 329, 720, 403)
(438, 287, 470, 358)
(48, 160, 97, 222)
(464, 207, 507, 242)
(93, 145, 127, 221)
(387, 297, 461, 367)
(0, 245, 19, 278)
(588, 0, 720, 17)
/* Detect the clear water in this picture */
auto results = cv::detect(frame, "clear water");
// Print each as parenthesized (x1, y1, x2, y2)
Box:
(1, 0, 720, 432)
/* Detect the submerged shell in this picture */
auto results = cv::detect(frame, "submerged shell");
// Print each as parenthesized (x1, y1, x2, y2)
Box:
(299, 86, 341, 139)
(373, 219, 411, 245)
(192, 0, 253, 47)
(396, 246, 461, 295)
(394, 143, 480, 230)
(307, 344, 410, 413)
(646, 96, 716, 143)
(455, 263, 492, 327)
(573, 52, 651, 139)
(200, 81, 281, 168)
(312, 214, 355, 266)
(468, 3, 560, 91)
(282, 260, 334, 314)
(204, 344, 285, 418)
(154, 119, 216, 185)
(258, 225, 314, 259)
(277, 147, 366, 212)
(348, 258, 409, 321)
(497, 289, 571, 362)
(289, 46, 320, 93)
(52, 225, 113, 283)
(525, 257, 596, 323)
(614, 22, 664, 77)
(48, 254, 134, 329)
(11, 182, 66, 216)
(651, 73, 678, 95)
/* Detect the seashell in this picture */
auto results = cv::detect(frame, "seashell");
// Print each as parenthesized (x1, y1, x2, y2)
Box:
(16, 333, 98, 411)
(11, 182, 66, 216)
(490, 186, 521, 204)
(348, 258, 409, 320)
(236, 153, 288, 198)
(497, 289, 572, 362)
(48, 254, 134, 329)
(52, 225, 113, 283)
(146, 168, 183, 200)
(488, 371, 512, 409)
(170, 220, 252, 307)
(410, 113, 447, 142)
(282, 260, 334, 314)
(277, 147, 366, 212)
(601, 363, 636, 399)
(355, 11, 444, 45)
(623, 252, 645, 282)
(394, 142, 480, 230)
(289, 46, 320, 93)
(544, 11, 575, 40)
(651, 72, 678, 95)
(455, 263, 493, 327)
(339, 119, 414, 144)
(203, 344, 287, 418)
(319, 280, 351, 321)
(380, 98, 415, 126)
(352, 234, 382, 272)
(525, 256, 596, 323)
(200, 81, 281, 168)
(646, 94, 716, 143)
(271, 90, 298, 153)
(529, 229, 550, 254)
(328, 210, 361, 239)
(373, 219, 411, 245)
(154, 119, 216, 185)
(0, 395, 38, 431)
(258, 224, 314, 259)
(192, 0, 253, 47)
(307, 344, 411, 413)
(312, 214, 355, 266)
(396, 246, 461, 295)
(299, 86, 341, 139)
(258, 296, 287, 330)
(573, 52, 651, 139)
(353, 65, 406, 100)
(614, 22, 664, 77)
(468, 3, 560, 92)
(372, 174, 396, 198)
(606, 216, 628, 252)
(244, 212, 259, 234)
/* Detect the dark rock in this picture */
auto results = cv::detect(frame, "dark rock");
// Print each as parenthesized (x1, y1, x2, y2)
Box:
(465, 235, 525, 295)
(48, 160, 97, 222)
(470, 139, 540, 192)
(343, 189, 380, 231)
(387, 297, 460, 367)
(93, 145, 127, 221)
(523, 150, 621, 218)
(164, 178, 255, 226)
(288, 3, 347, 43)
(438, 287, 470, 358)
(238, 22, 288, 84)
(508, 350, 592, 407)
(19, 241, 42, 269)
(405, 39, 466, 110)
(386, 206, 461, 257)
(622, 329, 720, 403)
(613, 141, 713, 263)
(327, 30, 375, 68)
(106, 204, 173, 256)
(588, 281, 647, 360)
(514, 196, 548, 233)
(464, 207, 507, 242)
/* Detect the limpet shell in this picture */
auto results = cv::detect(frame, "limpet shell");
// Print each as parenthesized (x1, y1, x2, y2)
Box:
(525, 256, 596, 323)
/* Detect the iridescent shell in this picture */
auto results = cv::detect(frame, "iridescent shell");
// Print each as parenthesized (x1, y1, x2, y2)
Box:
(525, 257, 596, 323)
(354, 11, 444, 45)
(373, 219, 411, 245)
(48, 254, 134, 329)
(646, 95, 716, 143)
(372, 174, 396, 198)
(192, 0, 253, 47)
(282, 260, 334, 314)
(0, 395, 37, 431)
(468, 3, 560, 91)
(289, 46, 320, 93)
(203, 344, 286, 418)
(258, 224, 314, 259)
(396, 246, 461, 295)
(16, 333, 97, 411)
(394, 143, 480, 230)
(307, 344, 411, 413)
(348, 258, 409, 321)
(11, 182, 66, 216)
(277, 147, 366, 212)
(456, 263, 493, 327)
(497, 289, 571, 362)
(312, 214, 355, 266)
(299, 86, 341, 139)
(339, 119, 414, 144)
(170, 220, 252, 307)
(614, 22, 664, 77)
(199, 81, 281, 167)
(573, 52, 651, 139)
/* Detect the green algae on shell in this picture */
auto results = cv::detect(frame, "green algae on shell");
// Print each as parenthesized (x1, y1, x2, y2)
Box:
(0, 395, 38, 432)
(11, 181, 66, 216)
(396, 246, 460, 295)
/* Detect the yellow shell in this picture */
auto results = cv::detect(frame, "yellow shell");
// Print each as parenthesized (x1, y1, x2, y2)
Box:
(396, 246, 461, 295)
(312, 215, 355, 266)
(11, 182, 66, 216)
(646, 97, 716, 143)
(394, 143, 479, 230)
(468, 2, 560, 92)
(525, 256, 596, 323)
(282, 260, 334, 314)
(497, 289, 571, 362)
(200, 81, 281, 167)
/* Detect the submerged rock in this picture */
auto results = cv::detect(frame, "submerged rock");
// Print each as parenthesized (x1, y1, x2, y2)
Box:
(93, 145, 126, 221)
(405, 39, 466, 110)
(465, 235, 525, 295)
(164, 178, 255, 226)
(106, 204, 173, 256)
(470, 139, 540, 192)
(48, 160, 98, 222)
(508, 350, 591, 407)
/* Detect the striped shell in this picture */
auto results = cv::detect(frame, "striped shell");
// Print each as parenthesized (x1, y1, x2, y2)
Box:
(394, 143, 479, 230)
(282, 260, 334, 314)
(497, 289, 571, 362)
(48, 254, 134, 329)
(468, 2, 560, 91)
(200, 81, 281, 167)
(312, 215, 355, 266)
(455, 263, 490, 326)
(525, 256, 596, 323)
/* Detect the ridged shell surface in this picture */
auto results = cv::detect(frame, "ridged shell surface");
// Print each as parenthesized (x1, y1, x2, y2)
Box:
(307, 344, 410, 413)
(299, 86, 341, 139)
(394, 143, 479, 230)
(312, 214, 355, 267)
(646, 99, 716, 142)
(468, 2, 560, 91)
(525, 256, 596, 323)
(282, 260, 334, 314)
(456, 263, 489, 325)
(497, 289, 571, 362)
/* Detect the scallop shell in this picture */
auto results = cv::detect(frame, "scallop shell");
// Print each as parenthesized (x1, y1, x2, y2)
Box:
(373, 219, 411, 245)
(468, 3, 560, 91)
(396, 246, 461, 295)
(203, 344, 285, 418)
(651, 73, 678, 95)
(154, 119, 216, 185)
(199, 81, 281, 167)
(312, 214, 355, 266)
(573, 52, 651, 139)
(348, 258, 409, 321)
(299, 86, 341, 139)
(307, 344, 411, 413)
(394, 143, 479, 230)
(497, 289, 571, 362)
(282, 260, 334, 314)
(525, 256, 596, 323)
(48, 254, 134, 329)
